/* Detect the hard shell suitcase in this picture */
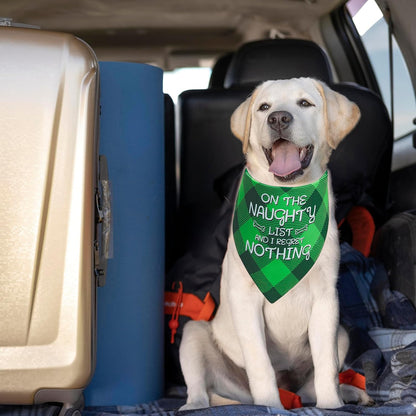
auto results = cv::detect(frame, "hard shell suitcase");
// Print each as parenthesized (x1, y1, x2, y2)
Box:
(0, 27, 101, 413)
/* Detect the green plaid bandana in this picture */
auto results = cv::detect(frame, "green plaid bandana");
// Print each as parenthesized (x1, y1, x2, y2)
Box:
(233, 169, 329, 303)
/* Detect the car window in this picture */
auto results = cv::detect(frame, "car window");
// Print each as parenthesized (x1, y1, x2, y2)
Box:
(347, 0, 416, 140)
(163, 67, 212, 103)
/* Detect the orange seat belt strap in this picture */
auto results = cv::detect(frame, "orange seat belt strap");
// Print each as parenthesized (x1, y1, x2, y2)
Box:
(165, 284, 216, 343)
(165, 290, 216, 321)
(279, 389, 302, 409)
(346, 206, 375, 257)
(339, 369, 366, 390)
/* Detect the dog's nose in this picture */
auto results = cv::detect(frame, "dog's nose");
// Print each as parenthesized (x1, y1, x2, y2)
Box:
(267, 111, 293, 130)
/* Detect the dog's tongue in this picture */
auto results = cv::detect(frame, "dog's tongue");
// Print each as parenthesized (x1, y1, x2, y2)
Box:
(269, 140, 301, 177)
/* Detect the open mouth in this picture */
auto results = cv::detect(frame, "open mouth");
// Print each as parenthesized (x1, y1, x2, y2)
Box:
(263, 138, 314, 182)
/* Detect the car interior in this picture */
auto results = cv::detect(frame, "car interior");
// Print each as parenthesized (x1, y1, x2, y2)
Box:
(1, 0, 416, 415)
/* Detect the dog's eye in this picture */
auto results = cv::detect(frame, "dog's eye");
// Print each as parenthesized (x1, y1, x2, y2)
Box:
(258, 103, 270, 111)
(298, 99, 314, 108)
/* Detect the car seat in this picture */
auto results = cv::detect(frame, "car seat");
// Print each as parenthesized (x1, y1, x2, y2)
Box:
(179, 39, 392, 228)
(164, 93, 178, 270)
(223, 38, 333, 88)
(166, 38, 396, 397)
(208, 52, 234, 89)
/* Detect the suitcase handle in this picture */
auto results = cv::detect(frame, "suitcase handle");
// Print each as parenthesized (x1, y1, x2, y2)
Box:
(95, 154, 112, 287)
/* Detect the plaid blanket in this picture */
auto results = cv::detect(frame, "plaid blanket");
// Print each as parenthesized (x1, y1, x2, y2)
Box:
(82, 401, 416, 416)
(337, 242, 416, 407)
(81, 242, 416, 416)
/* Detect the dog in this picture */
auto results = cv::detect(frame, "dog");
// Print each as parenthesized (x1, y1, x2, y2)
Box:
(179, 78, 371, 410)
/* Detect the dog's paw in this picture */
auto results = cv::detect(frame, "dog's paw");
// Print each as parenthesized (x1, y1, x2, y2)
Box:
(340, 384, 375, 406)
(253, 394, 284, 410)
(358, 392, 375, 406)
(249, 382, 284, 409)
(264, 400, 284, 410)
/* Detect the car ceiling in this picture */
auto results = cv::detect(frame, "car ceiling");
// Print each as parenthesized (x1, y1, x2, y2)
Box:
(0, 0, 345, 69)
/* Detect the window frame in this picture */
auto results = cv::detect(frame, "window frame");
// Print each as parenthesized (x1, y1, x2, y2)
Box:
(329, 5, 381, 96)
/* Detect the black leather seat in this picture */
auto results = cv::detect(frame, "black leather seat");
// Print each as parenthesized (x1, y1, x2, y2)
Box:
(224, 38, 333, 88)
(208, 52, 234, 89)
(164, 93, 178, 269)
(179, 88, 247, 210)
(329, 83, 392, 222)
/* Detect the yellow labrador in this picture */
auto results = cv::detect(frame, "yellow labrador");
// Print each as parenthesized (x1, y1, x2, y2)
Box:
(179, 78, 370, 410)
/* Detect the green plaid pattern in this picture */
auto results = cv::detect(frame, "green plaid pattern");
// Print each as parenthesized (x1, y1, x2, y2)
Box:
(233, 169, 329, 303)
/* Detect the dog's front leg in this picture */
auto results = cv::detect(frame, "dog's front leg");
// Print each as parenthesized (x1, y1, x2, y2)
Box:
(225, 263, 283, 408)
(230, 295, 283, 408)
(308, 285, 343, 409)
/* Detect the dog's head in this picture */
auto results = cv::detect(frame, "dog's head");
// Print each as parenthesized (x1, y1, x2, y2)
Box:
(231, 78, 360, 185)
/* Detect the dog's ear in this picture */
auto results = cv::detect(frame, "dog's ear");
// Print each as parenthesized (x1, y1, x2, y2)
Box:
(313, 80, 361, 149)
(231, 88, 259, 154)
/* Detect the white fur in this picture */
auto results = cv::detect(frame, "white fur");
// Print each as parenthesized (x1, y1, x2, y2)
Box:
(179, 78, 371, 410)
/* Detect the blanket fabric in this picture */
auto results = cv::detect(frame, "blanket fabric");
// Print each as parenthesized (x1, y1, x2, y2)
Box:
(82, 242, 416, 416)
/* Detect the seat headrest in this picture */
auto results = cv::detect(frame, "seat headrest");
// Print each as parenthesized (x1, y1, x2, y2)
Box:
(328, 82, 393, 221)
(224, 39, 333, 88)
(209, 52, 234, 88)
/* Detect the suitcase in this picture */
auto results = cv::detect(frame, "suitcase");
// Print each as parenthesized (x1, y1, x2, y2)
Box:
(84, 62, 165, 407)
(0, 26, 103, 414)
